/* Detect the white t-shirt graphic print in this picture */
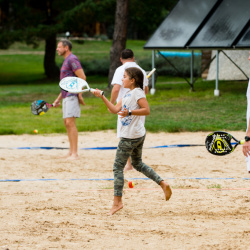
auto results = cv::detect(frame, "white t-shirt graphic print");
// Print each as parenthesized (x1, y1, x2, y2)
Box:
(120, 88, 146, 139)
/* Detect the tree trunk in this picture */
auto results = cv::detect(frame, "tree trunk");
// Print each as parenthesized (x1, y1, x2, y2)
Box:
(44, 33, 60, 79)
(108, 0, 129, 86)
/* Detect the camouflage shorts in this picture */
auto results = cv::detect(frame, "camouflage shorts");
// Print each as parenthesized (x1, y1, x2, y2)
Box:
(113, 134, 163, 196)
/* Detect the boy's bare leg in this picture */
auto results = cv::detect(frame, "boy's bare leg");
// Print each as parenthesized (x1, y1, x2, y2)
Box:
(159, 181, 172, 201)
(124, 157, 134, 171)
(109, 196, 123, 215)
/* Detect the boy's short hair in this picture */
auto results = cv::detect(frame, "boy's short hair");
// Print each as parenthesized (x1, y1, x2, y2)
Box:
(121, 49, 134, 59)
(59, 39, 72, 51)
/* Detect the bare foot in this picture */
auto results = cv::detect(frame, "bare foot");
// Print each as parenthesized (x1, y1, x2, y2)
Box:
(160, 181, 172, 201)
(66, 155, 79, 161)
(55, 153, 71, 159)
(109, 202, 123, 215)
(109, 196, 123, 215)
(124, 164, 134, 172)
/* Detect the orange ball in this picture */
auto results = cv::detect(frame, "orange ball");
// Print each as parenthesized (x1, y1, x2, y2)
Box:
(128, 181, 134, 188)
(33, 129, 38, 134)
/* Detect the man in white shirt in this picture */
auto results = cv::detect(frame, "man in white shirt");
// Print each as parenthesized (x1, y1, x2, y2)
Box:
(110, 49, 148, 171)
(242, 52, 250, 173)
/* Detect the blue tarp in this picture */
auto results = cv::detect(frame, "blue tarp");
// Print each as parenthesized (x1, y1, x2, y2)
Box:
(158, 51, 201, 58)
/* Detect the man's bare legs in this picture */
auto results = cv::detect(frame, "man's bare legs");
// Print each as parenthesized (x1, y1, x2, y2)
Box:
(64, 117, 79, 160)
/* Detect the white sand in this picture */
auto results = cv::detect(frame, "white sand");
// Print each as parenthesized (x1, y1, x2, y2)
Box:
(0, 130, 250, 249)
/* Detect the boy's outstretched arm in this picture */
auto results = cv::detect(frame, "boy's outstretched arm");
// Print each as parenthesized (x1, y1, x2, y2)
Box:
(93, 89, 122, 114)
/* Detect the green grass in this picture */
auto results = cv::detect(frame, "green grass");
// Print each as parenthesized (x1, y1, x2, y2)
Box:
(0, 40, 152, 85)
(146, 78, 247, 132)
(0, 77, 247, 135)
(207, 184, 222, 189)
(0, 54, 45, 84)
(0, 80, 117, 134)
(0, 40, 248, 135)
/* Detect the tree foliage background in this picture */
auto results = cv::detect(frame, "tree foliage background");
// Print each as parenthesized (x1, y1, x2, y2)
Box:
(0, 0, 178, 78)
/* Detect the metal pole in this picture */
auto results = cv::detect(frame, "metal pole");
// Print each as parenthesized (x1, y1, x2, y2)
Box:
(150, 50, 156, 95)
(190, 50, 194, 91)
(214, 50, 220, 96)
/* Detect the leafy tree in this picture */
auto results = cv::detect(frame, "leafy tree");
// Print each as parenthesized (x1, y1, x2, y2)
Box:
(0, 0, 63, 77)
(0, 0, 178, 79)
(0, 0, 116, 78)
(60, 0, 116, 37)
(107, 0, 178, 85)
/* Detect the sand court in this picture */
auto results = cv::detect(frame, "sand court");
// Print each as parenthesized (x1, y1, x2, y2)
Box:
(0, 130, 250, 249)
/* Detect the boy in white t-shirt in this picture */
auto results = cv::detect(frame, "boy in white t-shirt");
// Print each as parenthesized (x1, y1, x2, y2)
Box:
(93, 67, 172, 215)
(110, 49, 148, 171)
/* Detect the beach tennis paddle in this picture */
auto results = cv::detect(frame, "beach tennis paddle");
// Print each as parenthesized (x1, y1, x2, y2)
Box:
(205, 131, 245, 156)
(59, 77, 104, 95)
(31, 100, 53, 116)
